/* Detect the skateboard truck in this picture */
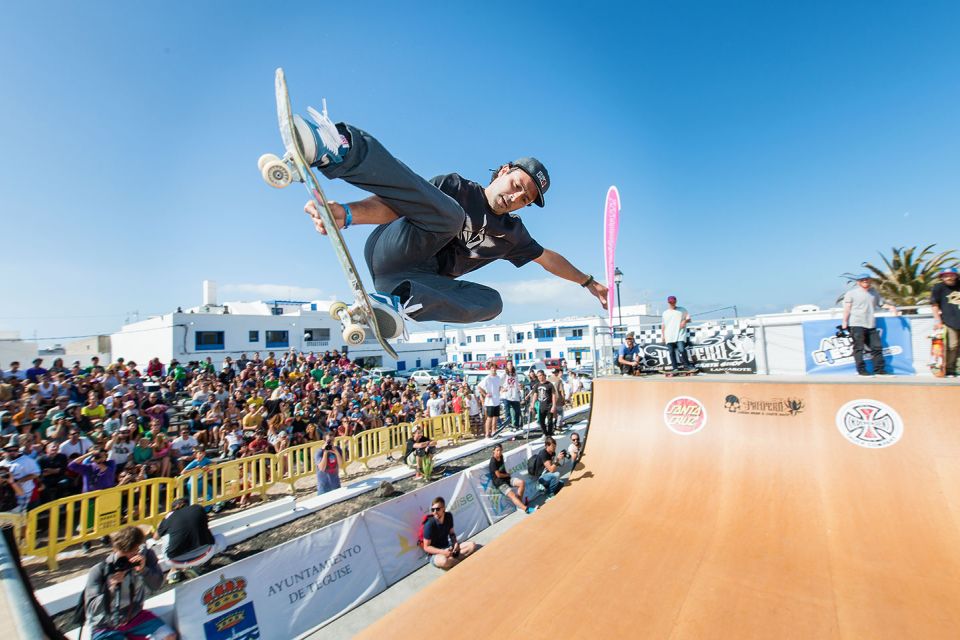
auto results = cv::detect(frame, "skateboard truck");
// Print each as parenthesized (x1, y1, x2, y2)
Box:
(329, 301, 366, 345)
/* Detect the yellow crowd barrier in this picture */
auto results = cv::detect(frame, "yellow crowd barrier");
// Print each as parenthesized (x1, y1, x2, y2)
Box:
(570, 391, 592, 408)
(24, 477, 175, 570)
(21, 410, 472, 569)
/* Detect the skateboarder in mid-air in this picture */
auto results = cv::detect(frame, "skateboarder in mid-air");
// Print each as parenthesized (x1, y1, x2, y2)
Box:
(290, 104, 609, 339)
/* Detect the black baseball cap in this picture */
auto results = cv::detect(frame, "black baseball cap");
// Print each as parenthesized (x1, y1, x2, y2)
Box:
(510, 157, 550, 207)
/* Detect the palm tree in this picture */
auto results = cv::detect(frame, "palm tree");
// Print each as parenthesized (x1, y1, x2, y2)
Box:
(839, 245, 958, 307)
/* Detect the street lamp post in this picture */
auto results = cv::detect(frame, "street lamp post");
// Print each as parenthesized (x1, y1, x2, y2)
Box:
(614, 267, 623, 327)
(442, 324, 448, 363)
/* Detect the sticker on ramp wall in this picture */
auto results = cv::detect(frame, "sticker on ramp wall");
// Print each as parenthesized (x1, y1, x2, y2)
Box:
(835, 399, 903, 449)
(663, 396, 707, 435)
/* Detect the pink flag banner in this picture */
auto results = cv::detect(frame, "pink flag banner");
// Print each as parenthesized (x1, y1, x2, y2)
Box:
(603, 186, 621, 329)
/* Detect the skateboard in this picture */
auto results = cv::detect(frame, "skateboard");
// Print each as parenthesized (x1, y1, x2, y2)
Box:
(258, 68, 397, 360)
(662, 368, 699, 378)
(930, 328, 946, 378)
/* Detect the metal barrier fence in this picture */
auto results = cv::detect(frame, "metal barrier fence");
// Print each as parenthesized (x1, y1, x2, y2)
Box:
(20, 410, 472, 569)
(570, 391, 592, 408)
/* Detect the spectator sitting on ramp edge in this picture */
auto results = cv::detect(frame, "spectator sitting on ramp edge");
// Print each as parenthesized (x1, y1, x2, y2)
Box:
(421, 496, 478, 569)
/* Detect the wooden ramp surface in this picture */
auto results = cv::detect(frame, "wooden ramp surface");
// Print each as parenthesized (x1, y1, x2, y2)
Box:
(358, 377, 960, 639)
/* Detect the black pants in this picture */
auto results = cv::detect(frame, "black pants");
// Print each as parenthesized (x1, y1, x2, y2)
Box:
(322, 124, 502, 323)
(850, 326, 885, 373)
(537, 406, 556, 437)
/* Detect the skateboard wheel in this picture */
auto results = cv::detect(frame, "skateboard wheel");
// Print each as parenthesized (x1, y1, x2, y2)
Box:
(329, 301, 349, 321)
(343, 325, 365, 345)
(261, 157, 292, 188)
(257, 153, 280, 172)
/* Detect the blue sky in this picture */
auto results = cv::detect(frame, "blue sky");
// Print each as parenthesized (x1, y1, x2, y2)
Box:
(2, 1, 958, 344)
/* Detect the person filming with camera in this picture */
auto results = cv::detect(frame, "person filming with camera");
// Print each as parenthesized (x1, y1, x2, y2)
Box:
(0, 464, 24, 514)
(82, 525, 176, 639)
(530, 436, 567, 498)
(314, 430, 344, 495)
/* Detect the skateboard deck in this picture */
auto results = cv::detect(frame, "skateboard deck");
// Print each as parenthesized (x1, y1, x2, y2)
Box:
(662, 368, 699, 377)
(930, 328, 946, 377)
(270, 68, 397, 360)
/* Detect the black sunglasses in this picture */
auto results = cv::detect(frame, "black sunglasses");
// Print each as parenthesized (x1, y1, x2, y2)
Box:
(430, 506, 442, 512)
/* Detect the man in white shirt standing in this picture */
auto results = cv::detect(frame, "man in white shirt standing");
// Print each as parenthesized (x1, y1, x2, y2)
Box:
(425, 389, 446, 418)
(477, 362, 503, 439)
(842, 273, 898, 376)
(662, 295, 693, 372)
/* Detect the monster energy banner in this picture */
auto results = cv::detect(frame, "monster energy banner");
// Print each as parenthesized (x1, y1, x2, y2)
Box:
(635, 326, 758, 374)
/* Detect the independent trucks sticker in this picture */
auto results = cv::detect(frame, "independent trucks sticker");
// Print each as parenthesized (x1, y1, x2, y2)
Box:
(835, 399, 903, 449)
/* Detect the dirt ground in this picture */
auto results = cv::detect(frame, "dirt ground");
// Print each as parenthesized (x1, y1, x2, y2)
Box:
(43, 434, 539, 632)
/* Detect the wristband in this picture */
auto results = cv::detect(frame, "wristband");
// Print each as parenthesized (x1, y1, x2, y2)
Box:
(580, 275, 594, 288)
(342, 203, 352, 229)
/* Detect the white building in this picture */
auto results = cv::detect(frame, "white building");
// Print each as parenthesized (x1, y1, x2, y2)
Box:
(408, 304, 661, 367)
(0, 331, 39, 371)
(110, 282, 444, 372)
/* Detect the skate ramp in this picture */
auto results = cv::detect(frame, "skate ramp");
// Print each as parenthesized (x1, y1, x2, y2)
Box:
(358, 376, 960, 639)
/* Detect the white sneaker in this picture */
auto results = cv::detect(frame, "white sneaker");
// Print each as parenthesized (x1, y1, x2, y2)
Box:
(363, 293, 422, 340)
(292, 99, 349, 167)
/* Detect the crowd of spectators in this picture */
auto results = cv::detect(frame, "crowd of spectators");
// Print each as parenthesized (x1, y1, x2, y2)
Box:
(0, 352, 587, 518)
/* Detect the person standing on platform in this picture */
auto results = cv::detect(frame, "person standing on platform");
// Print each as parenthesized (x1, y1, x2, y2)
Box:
(842, 274, 898, 376)
(931, 267, 960, 377)
(662, 296, 692, 372)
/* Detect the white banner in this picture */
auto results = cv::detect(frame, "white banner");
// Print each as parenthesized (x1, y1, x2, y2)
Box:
(363, 471, 488, 585)
(465, 446, 530, 523)
(173, 514, 385, 640)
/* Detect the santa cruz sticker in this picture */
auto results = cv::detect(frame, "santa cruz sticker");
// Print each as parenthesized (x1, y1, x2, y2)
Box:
(835, 399, 903, 449)
(663, 396, 707, 435)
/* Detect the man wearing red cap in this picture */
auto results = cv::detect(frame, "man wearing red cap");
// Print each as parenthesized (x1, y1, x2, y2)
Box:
(289, 104, 609, 337)
(662, 296, 692, 371)
(931, 267, 960, 376)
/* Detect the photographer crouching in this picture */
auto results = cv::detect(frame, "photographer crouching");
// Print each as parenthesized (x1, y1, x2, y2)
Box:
(82, 525, 177, 639)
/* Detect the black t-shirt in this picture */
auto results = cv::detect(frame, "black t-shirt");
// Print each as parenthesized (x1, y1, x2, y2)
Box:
(932, 281, 960, 330)
(422, 512, 455, 549)
(430, 173, 544, 278)
(405, 434, 430, 458)
(488, 456, 509, 488)
(291, 417, 308, 434)
(157, 504, 215, 558)
(534, 381, 555, 409)
(535, 448, 554, 475)
(0, 482, 17, 511)
(38, 453, 67, 487)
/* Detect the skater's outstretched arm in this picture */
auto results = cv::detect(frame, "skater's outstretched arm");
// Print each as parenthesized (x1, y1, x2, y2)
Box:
(304, 196, 399, 235)
(534, 249, 609, 310)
